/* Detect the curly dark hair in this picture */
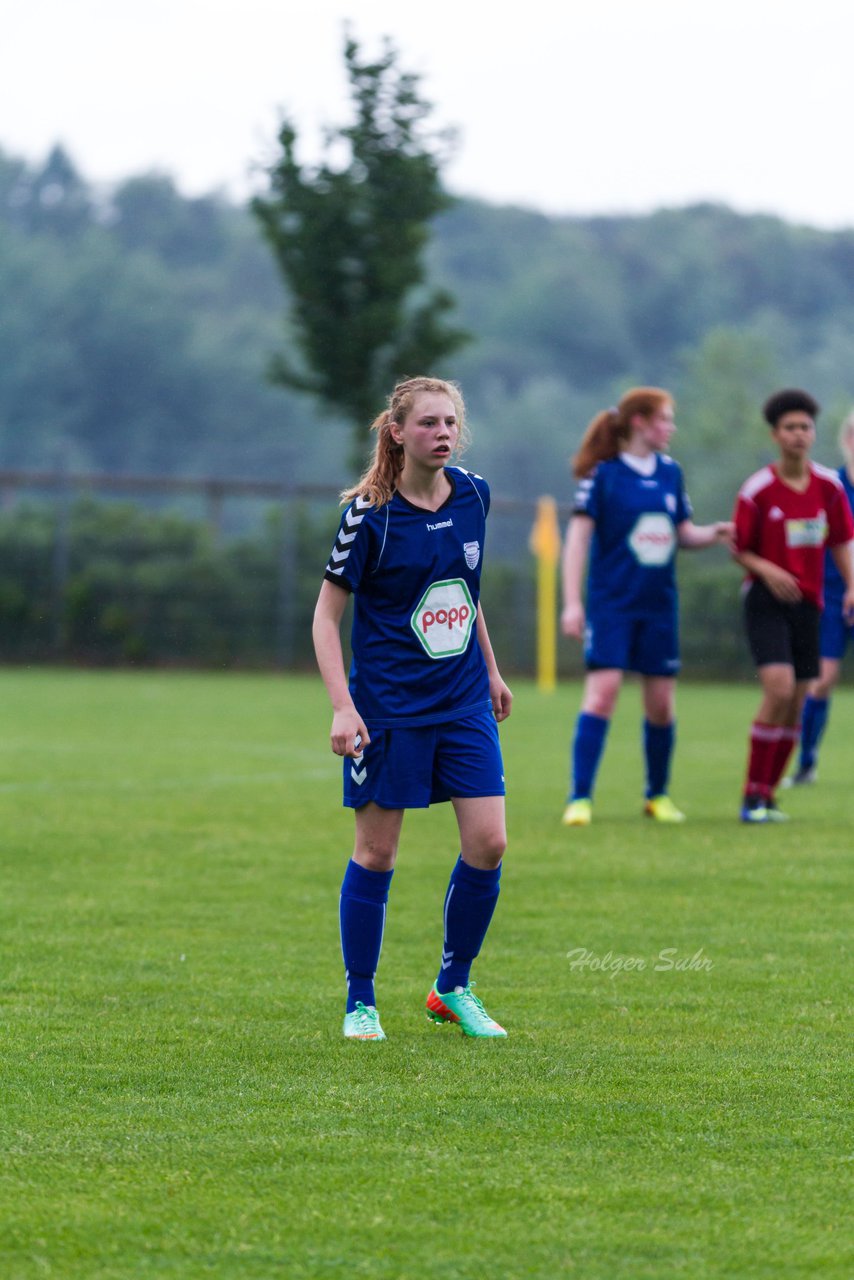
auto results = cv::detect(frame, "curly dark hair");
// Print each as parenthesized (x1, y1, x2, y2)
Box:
(762, 388, 820, 427)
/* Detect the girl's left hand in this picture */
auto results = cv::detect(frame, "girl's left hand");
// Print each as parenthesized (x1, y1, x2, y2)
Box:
(715, 521, 736, 551)
(490, 677, 513, 722)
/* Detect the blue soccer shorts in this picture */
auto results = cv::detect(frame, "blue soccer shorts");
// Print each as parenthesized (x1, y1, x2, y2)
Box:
(342, 709, 505, 810)
(819, 595, 854, 661)
(584, 610, 680, 677)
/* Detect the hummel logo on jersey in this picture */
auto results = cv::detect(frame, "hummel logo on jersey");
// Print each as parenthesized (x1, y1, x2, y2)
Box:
(769, 506, 784, 520)
(426, 518, 454, 531)
(327, 495, 371, 575)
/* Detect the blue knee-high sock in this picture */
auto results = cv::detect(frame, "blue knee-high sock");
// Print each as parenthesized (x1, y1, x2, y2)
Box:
(571, 712, 610, 801)
(436, 856, 502, 994)
(340, 860, 394, 1013)
(799, 696, 829, 770)
(644, 720, 675, 799)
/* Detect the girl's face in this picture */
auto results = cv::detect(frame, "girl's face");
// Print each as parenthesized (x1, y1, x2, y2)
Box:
(392, 393, 460, 470)
(773, 410, 815, 461)
(633, 402, 675, 452)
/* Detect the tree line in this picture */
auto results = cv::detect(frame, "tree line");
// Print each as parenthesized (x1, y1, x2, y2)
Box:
(4, 142, 854, 514)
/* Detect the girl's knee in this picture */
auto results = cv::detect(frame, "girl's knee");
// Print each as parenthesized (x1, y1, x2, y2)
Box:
(464, 831, 506, 870)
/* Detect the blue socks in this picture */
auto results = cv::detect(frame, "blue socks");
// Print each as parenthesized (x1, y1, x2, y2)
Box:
(436, 856, 502, 995)
(339, 859, 393, 1014)
(644, 719, 675, 799)
(341, 855, 502, 1010)
(799, 696, 829, 770)
(571, 712, 610, 800)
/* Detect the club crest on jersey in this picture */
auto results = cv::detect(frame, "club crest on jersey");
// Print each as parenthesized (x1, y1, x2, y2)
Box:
(464, 540, 480, 570)
(628, 513, 676, 567)
(411, 578, 476, 659)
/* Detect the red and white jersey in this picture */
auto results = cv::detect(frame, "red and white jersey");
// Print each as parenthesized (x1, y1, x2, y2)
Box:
(733, 463, 854, 607)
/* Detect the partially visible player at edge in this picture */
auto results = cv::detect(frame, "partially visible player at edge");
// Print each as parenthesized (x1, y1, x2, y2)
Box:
(733, 389, 854, 823)
(784, 407, 854, 784)
(312, 376, 512, 1041)
(561, 387, 733, 827)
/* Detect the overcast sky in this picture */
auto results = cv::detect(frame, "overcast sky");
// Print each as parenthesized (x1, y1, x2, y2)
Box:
(4, 0, 853, 228)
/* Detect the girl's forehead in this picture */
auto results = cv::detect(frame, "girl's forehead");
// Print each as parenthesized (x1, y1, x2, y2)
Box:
(410, 392, 457, 419)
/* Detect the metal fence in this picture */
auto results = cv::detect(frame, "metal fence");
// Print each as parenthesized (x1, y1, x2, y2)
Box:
(0, 468, 567, 673)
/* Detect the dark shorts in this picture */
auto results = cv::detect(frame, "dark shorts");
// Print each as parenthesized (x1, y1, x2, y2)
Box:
(743, 580, 820, 679)
(342, 709, 505, 810)
(585, 610, 680, 677)
(820, 595, 854, 661)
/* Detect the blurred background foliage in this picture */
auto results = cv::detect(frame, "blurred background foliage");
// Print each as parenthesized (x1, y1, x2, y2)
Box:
(2, 142, 853, 673)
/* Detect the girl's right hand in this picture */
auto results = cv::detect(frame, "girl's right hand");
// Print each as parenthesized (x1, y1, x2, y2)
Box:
(330, 707, 371, 757)
(561, 601, 586, 639)
(761, 565, 802, 603)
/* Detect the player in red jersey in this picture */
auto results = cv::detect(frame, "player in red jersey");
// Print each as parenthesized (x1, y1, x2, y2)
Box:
(733, 389, 854, 822)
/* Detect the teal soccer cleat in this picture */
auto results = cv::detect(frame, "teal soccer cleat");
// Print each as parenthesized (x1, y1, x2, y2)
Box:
(426, 983, 507, 1038)
(343, 1002, 386, 1040)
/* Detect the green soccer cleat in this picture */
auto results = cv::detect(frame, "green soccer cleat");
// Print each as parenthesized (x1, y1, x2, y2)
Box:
(562, 798, 592, 826)
(764, 800, 790, 822)
(426, 983, 507, 1038)
(644, 794, 686, 823)
(343, 1002, 386, 1040)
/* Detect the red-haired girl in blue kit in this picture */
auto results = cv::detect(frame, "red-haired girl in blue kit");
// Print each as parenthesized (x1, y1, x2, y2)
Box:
(561, 387, 733, 826)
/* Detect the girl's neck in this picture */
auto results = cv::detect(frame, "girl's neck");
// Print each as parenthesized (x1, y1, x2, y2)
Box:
(396, 463, 451, 511)
(776, 455, 810, 487)
(623, 432, 653, 459)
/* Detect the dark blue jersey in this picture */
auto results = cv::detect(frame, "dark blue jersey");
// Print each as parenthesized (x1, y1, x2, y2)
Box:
(573, 454, 692, 617)
(823, 465, 854, 604)
(323, 467, 492, 728)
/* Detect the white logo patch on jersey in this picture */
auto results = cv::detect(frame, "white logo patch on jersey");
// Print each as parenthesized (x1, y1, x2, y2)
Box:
(411, 579, 476, 659)
(628, 513, 676, 567)
(464, 541, 480, 570)
(786, 514, 827, 547)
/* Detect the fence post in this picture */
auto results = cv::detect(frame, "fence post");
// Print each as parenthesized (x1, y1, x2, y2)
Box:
(52, 464, 71, 655)
(276, 488, 296, 668)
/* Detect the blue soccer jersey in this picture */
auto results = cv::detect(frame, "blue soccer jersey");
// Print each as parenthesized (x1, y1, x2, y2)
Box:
(323, 467, 492, 728)
(573, 453, 692, 617)
(823, 465, 854, 605)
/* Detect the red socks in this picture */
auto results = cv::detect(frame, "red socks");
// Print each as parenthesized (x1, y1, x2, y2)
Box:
(745, 723, 799, 799)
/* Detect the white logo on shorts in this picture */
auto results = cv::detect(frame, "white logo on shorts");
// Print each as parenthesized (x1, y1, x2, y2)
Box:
(350, 735, 366, 785)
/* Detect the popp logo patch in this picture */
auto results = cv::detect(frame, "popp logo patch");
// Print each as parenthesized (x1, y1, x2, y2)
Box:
(628, 513, 676, 567)
(411, 579, 476, 658)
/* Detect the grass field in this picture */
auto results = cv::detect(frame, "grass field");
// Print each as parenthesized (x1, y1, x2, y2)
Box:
(1, 669, 851, 1279)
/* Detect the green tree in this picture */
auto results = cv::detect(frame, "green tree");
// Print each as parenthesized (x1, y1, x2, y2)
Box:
(674, 326, 781, 514)
(252, 35, 469, 464)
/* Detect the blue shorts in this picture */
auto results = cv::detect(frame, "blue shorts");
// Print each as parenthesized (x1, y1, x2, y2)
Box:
(585, 611, 680, 677)
(820, 597, 854, 661)
(342, 709, 505, 810)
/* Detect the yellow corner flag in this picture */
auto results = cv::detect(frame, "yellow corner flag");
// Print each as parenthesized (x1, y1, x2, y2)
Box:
(529, 496, 562, 692)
